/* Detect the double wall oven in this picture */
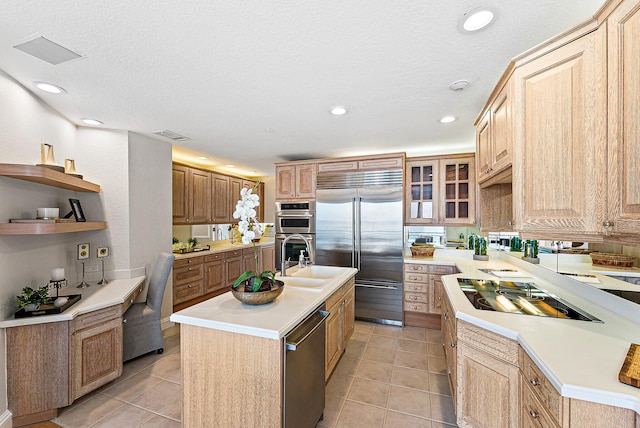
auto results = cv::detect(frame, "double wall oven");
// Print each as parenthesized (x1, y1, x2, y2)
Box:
(275, 201, 315, 271)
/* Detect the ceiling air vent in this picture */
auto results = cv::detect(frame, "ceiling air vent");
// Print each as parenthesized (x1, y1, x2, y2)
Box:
(14, 36, 82, 65)
(153, 130, 191, 142)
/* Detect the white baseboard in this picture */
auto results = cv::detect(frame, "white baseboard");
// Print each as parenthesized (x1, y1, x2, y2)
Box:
(0, 410, 12, 428)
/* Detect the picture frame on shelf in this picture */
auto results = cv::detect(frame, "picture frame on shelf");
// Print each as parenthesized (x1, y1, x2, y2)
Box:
(69, 198, 86, 222)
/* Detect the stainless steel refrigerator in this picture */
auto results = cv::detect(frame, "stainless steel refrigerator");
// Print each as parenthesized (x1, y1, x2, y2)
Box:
(315, 170, 404, 325)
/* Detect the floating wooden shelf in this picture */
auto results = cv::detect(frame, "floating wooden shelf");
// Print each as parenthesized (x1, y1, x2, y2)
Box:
(0, 164, 100, 192)
(0, 222, 107, 235)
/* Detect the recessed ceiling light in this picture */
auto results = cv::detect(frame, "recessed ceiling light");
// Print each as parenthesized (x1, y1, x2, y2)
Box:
(226, 164, 235, 168)
(81, 118, 103, 126)
(34, 82, 67, 94)
(439, 116, 457, 124)
(459, 7, 497, 32)
(329, 106, 348, 116)
(197, 156, 208, 160)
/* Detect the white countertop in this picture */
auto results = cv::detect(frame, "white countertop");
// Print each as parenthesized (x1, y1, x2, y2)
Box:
(406, 249, 640, 413)
(173, 238, 275, 260)
(0, 276, 146, 328)
(170, 266, 357, 340)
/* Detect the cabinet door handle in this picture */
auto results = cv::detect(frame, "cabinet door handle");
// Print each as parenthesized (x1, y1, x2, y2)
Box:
(443, 313, 448, 321)
(123, 318, 127, 323)
(438, 296, 442, 301)
(188, 284, 192, 288)
(450, 342, 456, 348)
(188, 259, 192, 263)
(529, 378, 540, 386)
(528, 409, 540, 419)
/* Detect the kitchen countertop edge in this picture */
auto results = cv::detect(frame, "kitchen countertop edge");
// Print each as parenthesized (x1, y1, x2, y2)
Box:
(428, 250, 640, 414)
(0, 276, 146, 328)
(170, 267, 358, 340)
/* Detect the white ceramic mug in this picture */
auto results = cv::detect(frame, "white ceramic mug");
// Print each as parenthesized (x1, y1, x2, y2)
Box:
(37, 207, 59, 219)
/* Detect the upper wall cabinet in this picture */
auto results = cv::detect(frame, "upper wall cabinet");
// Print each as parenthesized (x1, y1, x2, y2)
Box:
(512, 25, 607, 240)
(606, 0, 640, 240)
(406, 155, 476, 226)
(275, 163, 317, 200)
(476, 78, 513, 186)
(172, 163, 262, 225)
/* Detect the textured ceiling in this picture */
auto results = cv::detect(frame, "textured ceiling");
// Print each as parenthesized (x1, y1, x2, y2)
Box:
(0, 0, 605, 176)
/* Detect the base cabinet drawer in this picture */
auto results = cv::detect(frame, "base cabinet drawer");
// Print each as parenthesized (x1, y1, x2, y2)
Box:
(521, 377, 559, 428)
(174, 281, 204, 305)
(404, 301, 428, 313)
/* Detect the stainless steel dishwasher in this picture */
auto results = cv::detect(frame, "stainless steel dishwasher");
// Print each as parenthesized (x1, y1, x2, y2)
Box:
(284, 303, 329, 428)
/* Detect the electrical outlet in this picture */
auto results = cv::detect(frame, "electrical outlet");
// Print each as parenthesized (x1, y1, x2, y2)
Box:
(85, 265, 99, 273)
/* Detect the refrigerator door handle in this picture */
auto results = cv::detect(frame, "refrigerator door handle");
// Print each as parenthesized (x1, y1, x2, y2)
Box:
(356, 197, 362, 271)
(352, 198, 357, 268)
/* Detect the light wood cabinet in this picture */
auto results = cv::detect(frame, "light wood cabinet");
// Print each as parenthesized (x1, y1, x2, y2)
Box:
(403, 263, 455, 327)
(442, 286, 640, 428)
(512, 25, 607, 240)
(406, 155, 476, 226)
(406, 159, 439, 225)
(275, 163, 317, 200)
(441, 291, 457, 410)
(71, 308, 123, 401)
(7, 322, 71, 426)
(325, 277, 355, 380)
(605, 0, 640, 239)
(317, 154, 404, 173)
(476, 79, 513, 185)
(242, 246, 261, 273)
(225, 249, 243, 287)
(456, 320, 520, 428)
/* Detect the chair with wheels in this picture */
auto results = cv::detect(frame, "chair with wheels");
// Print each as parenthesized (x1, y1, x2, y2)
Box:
(122, 252, 175, 361)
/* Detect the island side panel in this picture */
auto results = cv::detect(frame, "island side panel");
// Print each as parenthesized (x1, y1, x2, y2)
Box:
(181, 324, 283, 427)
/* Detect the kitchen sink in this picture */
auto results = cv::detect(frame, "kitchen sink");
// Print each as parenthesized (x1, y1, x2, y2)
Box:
(279, 276, 327, 291)
(290, 265, 345, 279)
(457, 278, 602, 322)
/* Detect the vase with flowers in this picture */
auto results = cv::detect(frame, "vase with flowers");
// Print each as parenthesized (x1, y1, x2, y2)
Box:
(230, 181, 283, 304)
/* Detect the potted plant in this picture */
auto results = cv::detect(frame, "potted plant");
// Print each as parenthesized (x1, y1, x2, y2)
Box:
(16, 285, 50, 312)
(230, 181, 282, 303)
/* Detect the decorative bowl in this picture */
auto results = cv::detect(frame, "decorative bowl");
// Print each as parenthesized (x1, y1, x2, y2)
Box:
(231, 280, 284, 305)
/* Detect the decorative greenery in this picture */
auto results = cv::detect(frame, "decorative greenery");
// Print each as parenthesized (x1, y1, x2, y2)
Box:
(172, 237, 179, 244)
(187, 237, 198, 248)
(16, 286, 50, 309)
(231, 180, 274, 292)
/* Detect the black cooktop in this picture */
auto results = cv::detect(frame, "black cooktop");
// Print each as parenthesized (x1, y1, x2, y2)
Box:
(457, 278, 602, 322)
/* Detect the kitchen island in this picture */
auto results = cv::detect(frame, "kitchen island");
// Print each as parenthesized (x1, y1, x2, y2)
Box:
(170, 265, 357, 427)
(405, 249, 640, 427)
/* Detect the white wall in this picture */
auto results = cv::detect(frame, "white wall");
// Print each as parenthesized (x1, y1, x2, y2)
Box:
(0, 70, 172, 421)
(127, 132, 173, 318)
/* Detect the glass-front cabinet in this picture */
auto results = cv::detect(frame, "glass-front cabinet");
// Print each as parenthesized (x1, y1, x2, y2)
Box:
(405, 155, 476, 226)
(407, 159, 439, 224)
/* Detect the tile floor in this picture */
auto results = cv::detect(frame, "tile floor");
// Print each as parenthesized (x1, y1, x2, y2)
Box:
(320, 321, 458, 428)
(45, 321, 457, 428)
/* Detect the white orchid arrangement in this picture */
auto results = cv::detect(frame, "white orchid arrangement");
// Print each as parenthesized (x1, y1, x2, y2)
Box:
(232, 181, 276, 291)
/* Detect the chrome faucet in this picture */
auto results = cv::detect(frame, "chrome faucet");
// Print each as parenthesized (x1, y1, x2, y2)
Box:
(280, 234, 311, 277)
